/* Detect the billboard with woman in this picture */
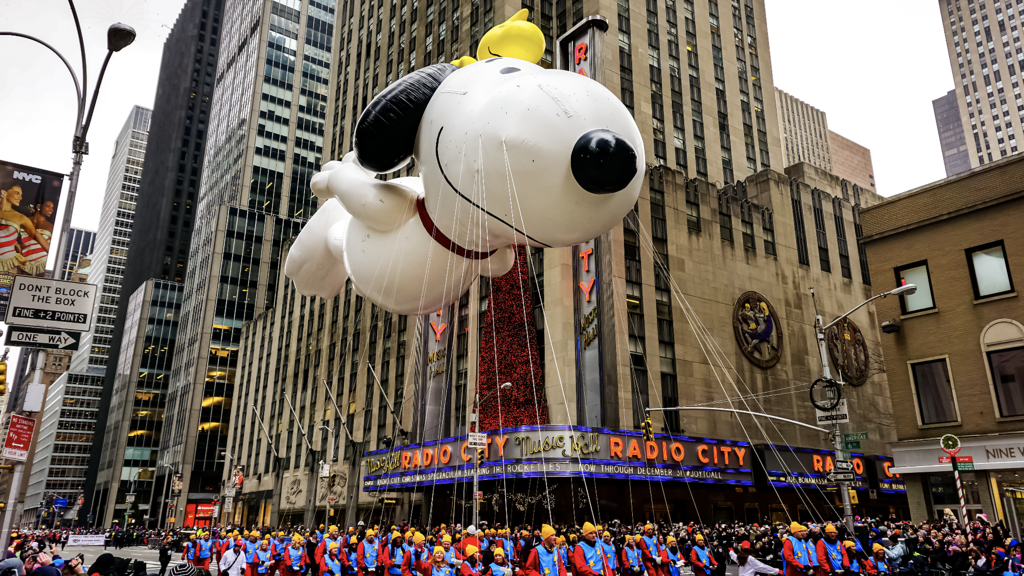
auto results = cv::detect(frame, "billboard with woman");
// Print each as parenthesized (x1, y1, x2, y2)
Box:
(0, 160, 64, 277)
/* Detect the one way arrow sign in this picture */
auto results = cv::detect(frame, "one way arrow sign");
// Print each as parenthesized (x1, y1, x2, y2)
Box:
(5, 326, 81, 350)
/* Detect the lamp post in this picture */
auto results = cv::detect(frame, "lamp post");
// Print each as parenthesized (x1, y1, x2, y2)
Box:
(162, 464, 175, 529)
(0, 0, 136, 277)
(318, 425, 334, 526)
(810, 282, 917, 532)
(471, 381, 512, 528)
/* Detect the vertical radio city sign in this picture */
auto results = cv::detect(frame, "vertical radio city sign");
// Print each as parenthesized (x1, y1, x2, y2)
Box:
(558, 15, 611, 428)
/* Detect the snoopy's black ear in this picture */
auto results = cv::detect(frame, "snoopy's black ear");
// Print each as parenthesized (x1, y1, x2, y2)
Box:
(353, 63, 457, 173)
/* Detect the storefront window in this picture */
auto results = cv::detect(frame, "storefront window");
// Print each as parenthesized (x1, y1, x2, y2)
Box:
(929, 473, 958, 505)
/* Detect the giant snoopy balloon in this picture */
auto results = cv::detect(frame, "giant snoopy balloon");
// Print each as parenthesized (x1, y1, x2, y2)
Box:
(285, 14, 645, 315)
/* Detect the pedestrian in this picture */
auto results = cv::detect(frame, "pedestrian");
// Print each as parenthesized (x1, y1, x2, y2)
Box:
(220, 541, 247, 576)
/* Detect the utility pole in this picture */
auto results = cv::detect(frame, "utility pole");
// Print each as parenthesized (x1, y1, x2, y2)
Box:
(469, 382, 511, 528)
(251, 405, 282, 527)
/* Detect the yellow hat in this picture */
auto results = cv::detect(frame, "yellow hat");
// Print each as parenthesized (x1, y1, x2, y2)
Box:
(695, 534, 705, 543)
(541, 525, 557, 540)
(582, 522, 597, 536)
(789, 522, 807, 533)
(375, 525, 380, 530)
(872, 543, 884, 553)
(350, 537, 358, 544)
(557, 537, 566, 544)
(434, 546, 445, 555)
(414, 533, 426, 545)
(265, 534, 272, 540)
(495, 548, 505, 558)
(825, 524, 838, 535)
(251, 532, 261, 539)
(232, 531, 240, 537)
(633, 535, 642, 542)
(330, 526, 339, 532)
(329, 542, 340, 551)
(569, 534, 578, 541)
(595, 526, 603, 532)
(603, 532, 611, 538)
(666, 536, 676, 544)
(466, 545, 479, 557)
(292, 535, 304, 543)
(366, 530, 376, 537)
(405, 531, 413, 540)
(645, 524, 653, 531)
(443, 535, 452, 543)
(522, 531, 530, 537)
(843, 541, 856, 549)
(393, 531, 402, 540)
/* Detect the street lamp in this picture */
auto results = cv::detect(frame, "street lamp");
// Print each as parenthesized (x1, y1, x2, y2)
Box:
(318, 425, 334, 526)
(471, 381, 512, 528)
(0, 0, 136, 278)
(162, 464, 175, 529)
(810, 283, 917, 532)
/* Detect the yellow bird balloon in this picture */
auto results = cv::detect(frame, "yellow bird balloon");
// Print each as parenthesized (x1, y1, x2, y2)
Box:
(451, 9, 545, 67)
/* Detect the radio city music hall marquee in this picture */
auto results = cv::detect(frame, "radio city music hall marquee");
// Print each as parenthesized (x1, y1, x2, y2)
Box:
(361, 425, 754, 490)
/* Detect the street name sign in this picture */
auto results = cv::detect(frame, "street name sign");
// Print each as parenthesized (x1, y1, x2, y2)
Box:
(5, 276, 96, 332)
(956, 462, 975, 471)
(54, 498, 68, 508)
(467, 433, 486, 448)
(4, 326, 80, 350)
(844, 441, 861, 450)
(843, 432, 868, 442)
(2, 414, 35, 462)
(939, 456, 952, 463)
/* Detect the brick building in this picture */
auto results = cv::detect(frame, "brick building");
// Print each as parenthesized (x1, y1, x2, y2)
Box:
(860, 153, 1024, 523)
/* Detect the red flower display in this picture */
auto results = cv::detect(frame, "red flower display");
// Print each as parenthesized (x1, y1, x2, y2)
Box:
(476, 245, 548, 431)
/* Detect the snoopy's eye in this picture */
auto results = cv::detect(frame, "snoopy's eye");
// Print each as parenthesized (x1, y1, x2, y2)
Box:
(500, 67, 521, 74)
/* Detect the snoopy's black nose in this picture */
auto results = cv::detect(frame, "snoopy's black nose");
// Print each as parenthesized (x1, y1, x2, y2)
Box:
(571, 129, 638, 194)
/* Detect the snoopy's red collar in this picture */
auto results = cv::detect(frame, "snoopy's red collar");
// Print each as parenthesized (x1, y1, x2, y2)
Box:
(416, 197, 498, 260)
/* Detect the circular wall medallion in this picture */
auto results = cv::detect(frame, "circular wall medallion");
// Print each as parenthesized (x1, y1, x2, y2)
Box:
(732, 291, 783, 368)
(826, 318, 871, 386)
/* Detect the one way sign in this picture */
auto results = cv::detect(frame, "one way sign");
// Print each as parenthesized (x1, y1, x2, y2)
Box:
(5, 326, 81, 350)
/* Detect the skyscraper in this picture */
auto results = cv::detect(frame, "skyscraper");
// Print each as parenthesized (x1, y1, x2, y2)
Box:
(59, 228, 96, 281)
(933, 88, 973, 177)
(940, 0, 1022, 167)
(776, 88, 833, 172)
(158, 0, 336, 516)
(775, 87, 876, 191)
(69, 105, 151, 375)
(82, 0, 223, 525)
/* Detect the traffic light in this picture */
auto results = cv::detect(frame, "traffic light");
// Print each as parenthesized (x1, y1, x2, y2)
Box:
(329, 472, 337, 489)
(476, 448, 484, 467)
(0, 362, 8, 396)
(642, 418, 654, 441)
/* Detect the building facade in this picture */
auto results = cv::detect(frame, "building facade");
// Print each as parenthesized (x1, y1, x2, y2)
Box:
(861, 153, 1024, 524)
(157, 0, 337, 521)
(59, 228, 96, 282)
(225, 159, 903, 525)
(775, 88, 876, 192)
(933, 88, 973, 178)
(775, 88, 832, 172)
(21, 372, 103, 528)
(83, 0, 223, 526)
(210, 0, 914, 527)
(939, 0, 1023, 168)
(90, 280, 183, 528)
(69, 106, 151, 375)
(828, 130, 875, 192)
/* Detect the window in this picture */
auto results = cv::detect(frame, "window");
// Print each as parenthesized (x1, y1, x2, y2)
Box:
(966, 240, 1014, 299)
(909, 357, 960, 426)
(982, 319, 1024, 418)
(895, 261, 937, 314)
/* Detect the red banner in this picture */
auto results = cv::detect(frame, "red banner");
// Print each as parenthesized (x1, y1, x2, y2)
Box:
(2, 414, 35, 461)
